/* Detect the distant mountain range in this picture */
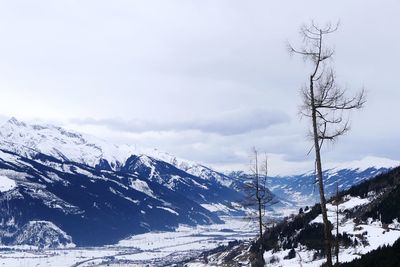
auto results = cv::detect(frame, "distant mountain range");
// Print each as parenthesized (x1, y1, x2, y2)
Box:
(0, 117, 397, 248)
(265, 157, 397, 207)
(228, 156, 398, 209)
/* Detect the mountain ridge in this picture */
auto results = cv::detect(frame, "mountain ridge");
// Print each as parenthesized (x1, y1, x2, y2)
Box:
(0, 117, 398, 249)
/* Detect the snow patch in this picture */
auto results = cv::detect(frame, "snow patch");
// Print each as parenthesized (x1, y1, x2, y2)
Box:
(130, 179, 156, 199)
(0, 175, 17, 192)
(157, 206, 179, 215)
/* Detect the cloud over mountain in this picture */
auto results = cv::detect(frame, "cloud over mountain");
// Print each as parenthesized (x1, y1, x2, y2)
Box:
(71, 108, 290, 136)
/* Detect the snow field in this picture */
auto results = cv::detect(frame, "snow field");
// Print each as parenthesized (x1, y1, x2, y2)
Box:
(0, 175, 17, 192)
(264, 195, 400, 267)
(0, 216, 257, 267)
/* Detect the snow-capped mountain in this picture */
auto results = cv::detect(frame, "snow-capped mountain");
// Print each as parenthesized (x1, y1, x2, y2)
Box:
(146, 149, 238, 188)
(0, 118, 246, 247)
(122, 154, 243, 205)
(0, 117, 134, 169)
(227, 157, 399, 208)
(264, 157, 399, 206)
(0, 118, 241, 192)
(0, 148, 222, 246)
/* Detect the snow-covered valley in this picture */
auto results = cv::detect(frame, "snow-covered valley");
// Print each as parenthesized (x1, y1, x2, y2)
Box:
(0, 216, 257, 267)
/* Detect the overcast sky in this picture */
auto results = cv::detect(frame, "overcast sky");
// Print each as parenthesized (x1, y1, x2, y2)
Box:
(0, 1, 399, 175)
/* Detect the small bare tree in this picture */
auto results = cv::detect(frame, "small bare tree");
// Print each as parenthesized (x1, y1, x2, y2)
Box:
(243, 147, 272, 239)
(288, 22, 366, 267)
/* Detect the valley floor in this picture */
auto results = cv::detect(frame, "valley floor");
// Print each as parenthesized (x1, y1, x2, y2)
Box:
(0, 216, 257, 267)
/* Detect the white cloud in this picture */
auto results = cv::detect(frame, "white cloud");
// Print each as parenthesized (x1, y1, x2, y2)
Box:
(70, 107, 290, 136)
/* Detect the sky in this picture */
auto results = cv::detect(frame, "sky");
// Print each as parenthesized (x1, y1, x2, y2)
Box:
(0, 0, 399, 175)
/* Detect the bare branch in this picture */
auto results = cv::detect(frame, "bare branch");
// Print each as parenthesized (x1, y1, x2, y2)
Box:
(289, 21, 365, 267)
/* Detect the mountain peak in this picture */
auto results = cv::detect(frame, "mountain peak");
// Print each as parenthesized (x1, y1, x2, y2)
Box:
(327, 156, 400, 173)
(6, 117, 27, 127)
(0, 118, 134, 167)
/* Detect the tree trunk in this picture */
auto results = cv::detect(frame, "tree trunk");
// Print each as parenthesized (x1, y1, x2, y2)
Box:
(255, 152, 263, 239)
(336, 183, 339, 265)
(310, 75, 333, 267)
(258, 197, 263, 239)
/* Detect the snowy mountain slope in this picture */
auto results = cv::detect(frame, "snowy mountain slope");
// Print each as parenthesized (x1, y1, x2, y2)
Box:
(261, 198, 400, 266)
(0, 174, 17, 192)
(191, 166, 400, 267)
(228, 157, 399, 208)
(326, 156, 400, 172)
(0, 118, 237, 188)
(0, 118, 245, 206)
(1, 118, 397, 205)
(146, 149, 238, 188)
(0, 118, 251, 212)
(6, 221, 75, 249)
(0, 149, 221, 247)
(266, 163, 397, 207)
(260, 166, 400, 267)
(0, 117, 134, 169)
(122, 154, 244, 206)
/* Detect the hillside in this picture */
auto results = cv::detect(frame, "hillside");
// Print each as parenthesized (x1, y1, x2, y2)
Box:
(190, 166, 400, 266)
(339, 238, 400, 267)
(0, 149, 225, 246)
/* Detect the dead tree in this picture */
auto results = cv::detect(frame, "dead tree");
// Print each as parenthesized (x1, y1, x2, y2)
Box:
(288, 22, 366, 267)
(244, 147, 272, 239)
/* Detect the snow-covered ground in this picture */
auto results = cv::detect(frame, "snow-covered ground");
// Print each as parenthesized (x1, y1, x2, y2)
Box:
(1, 196, 398, 267)
(0, 216, 257, 267)
(0, 175, 16, 192)
(263, 195, 400, 267)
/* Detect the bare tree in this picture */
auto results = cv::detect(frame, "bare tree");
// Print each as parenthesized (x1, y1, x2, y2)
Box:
(288, 22, 366, 267)
(243, 147, 272, 239)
